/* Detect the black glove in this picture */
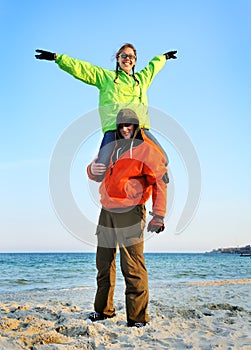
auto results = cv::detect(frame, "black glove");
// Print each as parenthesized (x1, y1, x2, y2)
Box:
(35, 49, 56, 61)
(163, 50, 177, 60)
(147, 212, 165, 233)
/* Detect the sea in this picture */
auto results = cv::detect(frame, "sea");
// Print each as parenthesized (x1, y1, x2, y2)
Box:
(0, 252, 250, 295)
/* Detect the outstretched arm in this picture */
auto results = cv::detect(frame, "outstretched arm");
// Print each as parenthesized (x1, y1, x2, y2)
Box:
(137, 50, 177, 88)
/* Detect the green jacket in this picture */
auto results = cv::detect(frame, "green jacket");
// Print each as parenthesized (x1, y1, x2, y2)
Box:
(55, 54, 166, 133)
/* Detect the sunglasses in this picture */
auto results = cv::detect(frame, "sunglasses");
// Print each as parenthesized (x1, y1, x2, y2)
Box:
(119, 53, 136, 60)
(118, 123, 133, 128)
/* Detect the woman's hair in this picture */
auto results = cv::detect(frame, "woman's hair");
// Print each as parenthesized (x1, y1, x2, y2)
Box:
(114, 43, 139, 85)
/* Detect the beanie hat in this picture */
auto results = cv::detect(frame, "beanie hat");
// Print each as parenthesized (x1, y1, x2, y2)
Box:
(116, 108, 139, 126)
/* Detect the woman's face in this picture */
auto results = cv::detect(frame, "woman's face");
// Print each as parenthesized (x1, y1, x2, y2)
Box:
(117, 47, 136, 74)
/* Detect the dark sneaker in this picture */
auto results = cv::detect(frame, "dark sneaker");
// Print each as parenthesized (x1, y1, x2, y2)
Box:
(88, 311, 115, 322)
(127, 320, 148, 328)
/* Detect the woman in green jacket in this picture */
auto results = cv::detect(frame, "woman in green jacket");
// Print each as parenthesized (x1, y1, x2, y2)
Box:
(35, 43, 177, 166)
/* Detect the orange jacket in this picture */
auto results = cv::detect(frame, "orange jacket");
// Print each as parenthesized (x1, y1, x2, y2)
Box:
(87, 130, 168, 217)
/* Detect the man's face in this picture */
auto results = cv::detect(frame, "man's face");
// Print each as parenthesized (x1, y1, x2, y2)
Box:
(119, 123, 134, 139)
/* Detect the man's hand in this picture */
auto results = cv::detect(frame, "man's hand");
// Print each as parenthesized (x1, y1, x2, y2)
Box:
(147, 215, 165, 233)
(35, 49, 56, 61)
(90, 161, 107, 176)
(163, 50, 177, 60)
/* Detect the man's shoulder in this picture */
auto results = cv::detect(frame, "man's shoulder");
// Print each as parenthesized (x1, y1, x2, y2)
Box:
(133, 138, 165, 166)
(140, 131, 165, 157)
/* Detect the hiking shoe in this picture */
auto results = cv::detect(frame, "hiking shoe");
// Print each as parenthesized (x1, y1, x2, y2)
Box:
(88, 311, 115, 322)
(127, 320, 148, 328)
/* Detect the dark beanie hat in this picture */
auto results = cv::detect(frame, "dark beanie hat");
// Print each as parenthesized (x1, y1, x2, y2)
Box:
(116, 108, 139, 126)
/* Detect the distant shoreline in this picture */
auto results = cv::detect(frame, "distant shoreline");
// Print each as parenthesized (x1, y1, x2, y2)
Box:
(0, 250, 248, 254)
(206, 244, 251, 255)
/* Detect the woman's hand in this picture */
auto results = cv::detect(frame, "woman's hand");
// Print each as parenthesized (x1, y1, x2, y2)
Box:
(35, 49, 56, 61)
(163, 50, 177, 60)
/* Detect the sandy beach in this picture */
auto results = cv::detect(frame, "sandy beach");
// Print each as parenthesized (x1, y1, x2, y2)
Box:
(0, 279, 250, 349)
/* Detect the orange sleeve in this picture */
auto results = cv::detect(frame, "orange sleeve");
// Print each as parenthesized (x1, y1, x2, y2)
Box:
(143, 148, 168, 218)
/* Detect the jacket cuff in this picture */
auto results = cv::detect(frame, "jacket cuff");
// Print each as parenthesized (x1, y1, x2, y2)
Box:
(151, 209, 166, 218)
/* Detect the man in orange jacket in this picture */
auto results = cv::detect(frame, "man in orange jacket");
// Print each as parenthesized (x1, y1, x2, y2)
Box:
(87, 108, 168, 327)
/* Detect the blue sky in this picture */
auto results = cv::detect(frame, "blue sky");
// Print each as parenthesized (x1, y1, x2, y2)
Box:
(1, 0, 250, 252)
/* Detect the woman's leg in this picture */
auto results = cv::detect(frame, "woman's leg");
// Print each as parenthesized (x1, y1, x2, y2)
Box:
(97, 130, 116, 167)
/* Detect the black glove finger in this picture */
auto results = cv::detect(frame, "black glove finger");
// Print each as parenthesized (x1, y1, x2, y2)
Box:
(164, 51, 177, 60)
(147, 224, 156, 232)
(156, 225, 165, 233)
(35, 49, 45, 59)
(156, 226, 162, 233)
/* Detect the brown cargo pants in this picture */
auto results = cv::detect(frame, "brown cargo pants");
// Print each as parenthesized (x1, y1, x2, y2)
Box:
(94, 204, 150, 323)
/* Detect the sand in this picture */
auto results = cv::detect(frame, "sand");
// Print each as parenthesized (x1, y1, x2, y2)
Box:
(0, 279, 250, 349)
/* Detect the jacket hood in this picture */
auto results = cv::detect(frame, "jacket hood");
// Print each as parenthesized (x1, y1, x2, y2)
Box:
(116, 108, 139, 126)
